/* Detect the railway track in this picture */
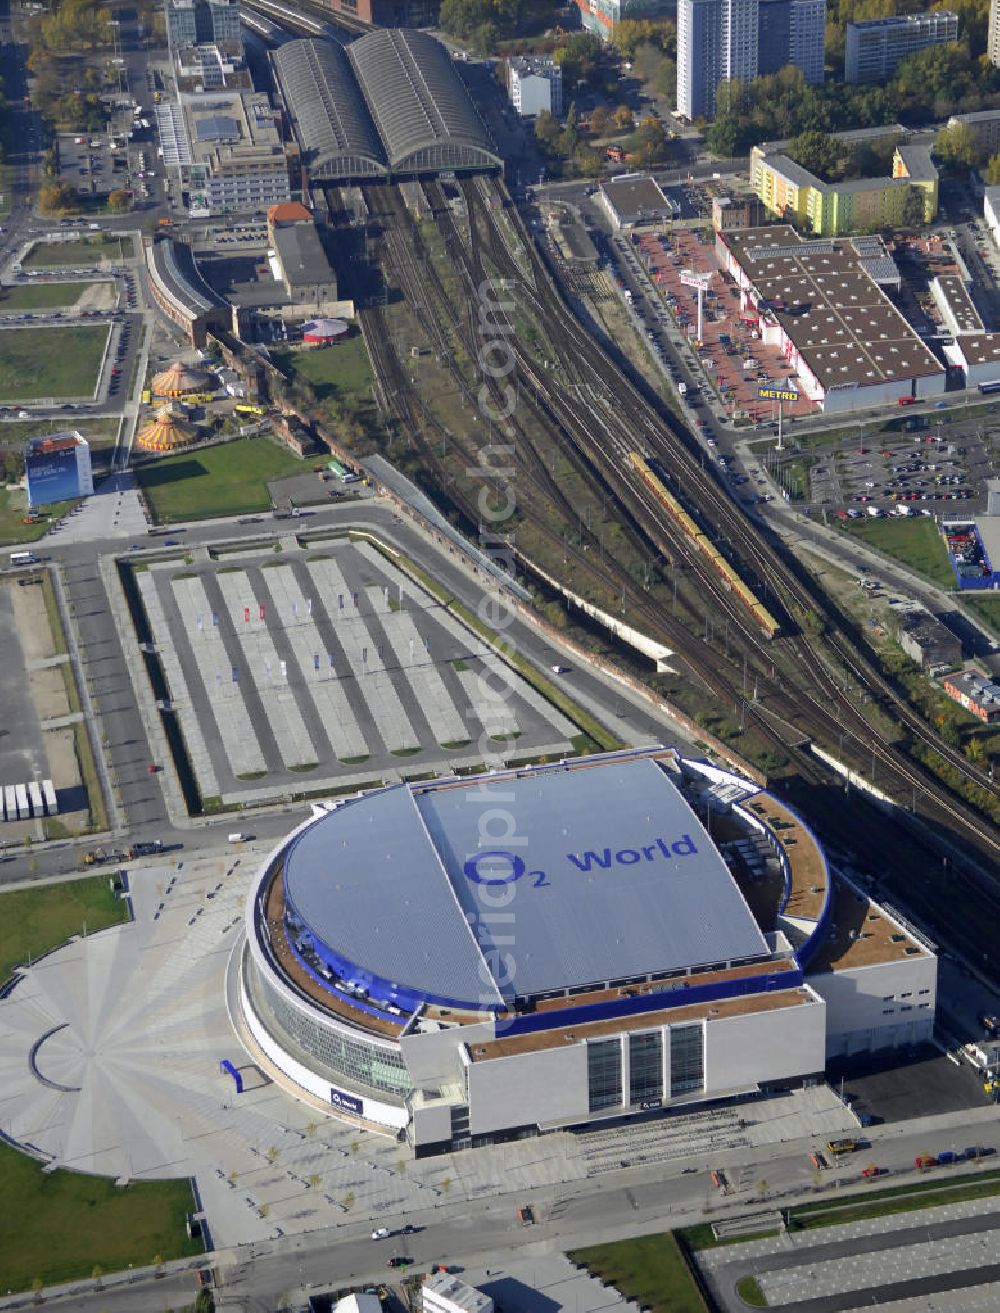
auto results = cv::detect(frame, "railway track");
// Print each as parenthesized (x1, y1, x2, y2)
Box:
(352, 176, 1000, 962)
(460, 180, 999, 829)
(242, 0, 368, 40)
(357, 183, 799, 761)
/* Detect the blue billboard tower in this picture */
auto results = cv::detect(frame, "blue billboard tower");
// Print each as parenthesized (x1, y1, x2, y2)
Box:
(25, 432, 94, 509)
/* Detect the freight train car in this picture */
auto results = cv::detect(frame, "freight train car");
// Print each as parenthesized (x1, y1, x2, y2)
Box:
(627, 451, 781, 639)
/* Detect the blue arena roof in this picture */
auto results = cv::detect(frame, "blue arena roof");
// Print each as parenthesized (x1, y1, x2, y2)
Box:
(281, 754, 769, 1010)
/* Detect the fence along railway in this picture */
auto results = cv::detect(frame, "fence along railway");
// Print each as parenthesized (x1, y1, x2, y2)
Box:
(348, 171, 1000, 967)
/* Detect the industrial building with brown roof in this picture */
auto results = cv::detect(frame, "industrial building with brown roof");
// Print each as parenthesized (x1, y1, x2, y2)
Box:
(718, 224, 947, 413)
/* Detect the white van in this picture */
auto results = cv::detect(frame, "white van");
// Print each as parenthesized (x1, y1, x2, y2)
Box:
(228, 832, 248, 843)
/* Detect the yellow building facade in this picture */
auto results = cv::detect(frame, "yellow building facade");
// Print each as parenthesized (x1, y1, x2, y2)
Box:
(750, 139, 937, 237)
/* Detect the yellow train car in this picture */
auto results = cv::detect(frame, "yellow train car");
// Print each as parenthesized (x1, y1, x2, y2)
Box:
(628, 451, 781, 639)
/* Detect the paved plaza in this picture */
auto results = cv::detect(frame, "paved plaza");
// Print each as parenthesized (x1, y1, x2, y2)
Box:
(44, 469, 150, 545)
(700, 1193, 1000, 1311)
(134, 537, 577, 807)
(0, 844, 855, 1253)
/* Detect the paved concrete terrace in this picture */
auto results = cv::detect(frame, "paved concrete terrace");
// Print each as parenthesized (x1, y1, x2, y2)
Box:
(699, 1194, 1000, 1312)
(43, 469, 150, 546)
(134, 538, 577, 806)
(0, 846, 855, 1252)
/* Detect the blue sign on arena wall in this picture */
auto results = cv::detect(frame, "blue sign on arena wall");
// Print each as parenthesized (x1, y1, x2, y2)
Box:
(330, 1086, 364, 1116)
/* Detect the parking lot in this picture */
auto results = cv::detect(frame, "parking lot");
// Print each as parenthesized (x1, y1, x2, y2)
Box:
(56, 131, 123, 200)
(130, 537, 580, 809)
(792, 417, 996, 520)
(609, 220, 819, 426)
(828, 1042, 991, 1124)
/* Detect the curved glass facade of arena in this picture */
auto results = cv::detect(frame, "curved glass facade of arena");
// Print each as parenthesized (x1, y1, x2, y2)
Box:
(241, 835, 417, 1117)
(246, 954, 412, 1099)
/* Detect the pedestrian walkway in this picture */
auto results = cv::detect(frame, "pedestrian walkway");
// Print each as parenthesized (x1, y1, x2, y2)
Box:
(43, 469, 147, 545)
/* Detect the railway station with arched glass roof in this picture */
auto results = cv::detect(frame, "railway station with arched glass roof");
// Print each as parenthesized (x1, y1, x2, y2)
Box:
(233, 747, 937, 1156)
(271, 31, 501, 185)
(272, 40, 387, 181)
(349, 29, 502, 176)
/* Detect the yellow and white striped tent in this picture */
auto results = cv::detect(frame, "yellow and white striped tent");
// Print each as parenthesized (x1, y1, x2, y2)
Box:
(150, 360, 214, 397)
(135, 407, 196, 452)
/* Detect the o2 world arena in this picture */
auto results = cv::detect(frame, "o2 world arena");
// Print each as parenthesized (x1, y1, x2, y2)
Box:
(235, 747, 937, 1155)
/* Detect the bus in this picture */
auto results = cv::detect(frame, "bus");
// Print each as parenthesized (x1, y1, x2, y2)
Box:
(979, 380, 1000, 395)
(10, 551, 39, 566)
(327, 458, 347, 479)
(234, 403, 266, 418)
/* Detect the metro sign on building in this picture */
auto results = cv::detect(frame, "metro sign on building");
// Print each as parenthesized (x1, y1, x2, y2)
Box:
(757, 386, 800, 403)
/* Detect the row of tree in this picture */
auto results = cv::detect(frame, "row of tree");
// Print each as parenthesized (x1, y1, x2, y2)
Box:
(25, 0, 114, 56)
(705, 39, 1000, 159)
(38, 179, 131, 215)
(534, 102, 672, 177)
(935, 118, 1000, 181)
(783, 126, 901, 183)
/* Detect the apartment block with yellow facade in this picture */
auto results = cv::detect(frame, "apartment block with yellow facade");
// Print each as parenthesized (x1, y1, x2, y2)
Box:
(750, 130, 938, 237)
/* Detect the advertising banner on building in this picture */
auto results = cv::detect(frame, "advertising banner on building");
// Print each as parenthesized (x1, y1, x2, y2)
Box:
(330, 1086, 363, 1116)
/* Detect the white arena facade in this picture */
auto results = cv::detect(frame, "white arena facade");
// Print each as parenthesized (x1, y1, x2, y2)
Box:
(235, 748, 937, 1156)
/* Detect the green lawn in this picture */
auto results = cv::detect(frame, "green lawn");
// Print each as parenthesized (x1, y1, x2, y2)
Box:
(23, 237, 129, 268)
(963, 594, 1000, 640)
(840, 517, 954, 589)
(737, 1274, 768, 1307)
(0, 281, 97, 311)
(0, 1140, 200, 1292)
(271, 334, 374, 407)
(569, 1233, 709, 1313)
(135, 436, 304, 523)
(787, 1168, 1000, 1233)
(0, 417, 119, 443)
(0, 487, 78, 545)
(0, 324, 109, 400)
(0, 875, 127, 983)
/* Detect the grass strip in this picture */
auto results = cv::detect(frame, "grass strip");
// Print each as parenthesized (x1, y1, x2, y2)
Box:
(39, 571, 68, 655)
(839, 517, 954, 590)
(0, 1140, 200, 1292)
(570, 1233, 709, 1313)
(736, 1274, 768, 1306)
(73, 719, 108, 833)
(962, 594, 1000, 640)
(787, 1169, 1000, 1232)
(680, 1224, 781, 1252)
